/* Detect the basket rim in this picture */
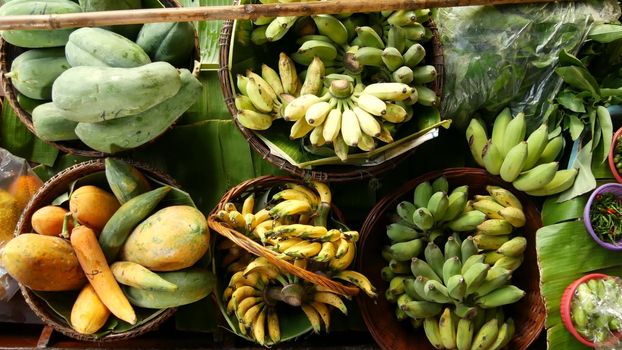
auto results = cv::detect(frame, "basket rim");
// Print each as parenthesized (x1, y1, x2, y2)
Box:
(0, 0, 200, 158)
(607, 127, 622, 184)
(207, 175, 360, 296)
(355, 167, 546, 350)
(217, 8, 445, 183)
(13, 158, 179, 342)
(583, 182, 622, 251)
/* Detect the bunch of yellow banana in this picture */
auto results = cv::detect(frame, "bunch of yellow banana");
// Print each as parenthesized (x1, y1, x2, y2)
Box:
(422, 307, 515, 350)
(466, 108, 579, 197)
(217, 238, 255, 274)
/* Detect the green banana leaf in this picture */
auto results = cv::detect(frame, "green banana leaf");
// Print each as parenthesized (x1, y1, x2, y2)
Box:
(177, 0, 228, 68)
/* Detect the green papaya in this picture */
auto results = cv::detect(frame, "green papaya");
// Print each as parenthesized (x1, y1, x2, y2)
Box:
(32, 102, 78, 141)
(74, 69, 202, 153)
(104, 158, 152, 205)
(52, 61, 182, 123)
(17, 93, 47, 114)
(78, 0, 142, 40)
(65, 27, 151, 68)
(123, 267, 216, 308)
(6, 48, 70, 100)
(136, 22, 195, 67)
(0, 0, 82, 48)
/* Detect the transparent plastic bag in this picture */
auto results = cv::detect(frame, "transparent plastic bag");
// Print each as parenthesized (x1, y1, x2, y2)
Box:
(0, 148, 43, 301)
(435, 1, 621, 131)
(570, 276, 622, 349)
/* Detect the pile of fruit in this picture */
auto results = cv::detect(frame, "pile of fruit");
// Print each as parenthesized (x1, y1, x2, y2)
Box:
(1, 159, 214, 335)
(382, 176, 529, 349)
(613, 134, 622, 176)
(1, 0, 199, 154)
(569, 276, 622, 344)
(213, 180, 376, 345)
(466, 108, 578, 196)
(233, 6, 440, 161)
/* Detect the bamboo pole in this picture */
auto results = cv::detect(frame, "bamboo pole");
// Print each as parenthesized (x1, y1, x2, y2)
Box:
(0, 0, 573, 31)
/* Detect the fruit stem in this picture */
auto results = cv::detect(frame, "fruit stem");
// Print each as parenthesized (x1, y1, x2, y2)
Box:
(60, 212, 72, 239)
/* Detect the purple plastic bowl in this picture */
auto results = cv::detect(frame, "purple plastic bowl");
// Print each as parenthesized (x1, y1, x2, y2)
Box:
(584, 183, 622, 250)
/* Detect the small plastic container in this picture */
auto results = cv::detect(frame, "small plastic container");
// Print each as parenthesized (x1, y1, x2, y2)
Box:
(583, 183, 622, 250)
(608, 127, 622, 184)
(560, 273, 611, 348)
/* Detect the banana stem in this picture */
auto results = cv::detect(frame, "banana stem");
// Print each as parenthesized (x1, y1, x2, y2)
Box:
(313, 203, 330, 227)
(265, 283, 305, 307)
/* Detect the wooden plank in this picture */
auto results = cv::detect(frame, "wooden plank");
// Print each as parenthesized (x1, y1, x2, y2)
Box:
(0, 0, 574, 30)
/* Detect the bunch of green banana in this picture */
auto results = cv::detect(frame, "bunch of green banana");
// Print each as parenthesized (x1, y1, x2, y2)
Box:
(570, 276, 622, 344)
(422, 307, 516, 350)
(249, 0, 321, 45)
(466, 108, 578, 197)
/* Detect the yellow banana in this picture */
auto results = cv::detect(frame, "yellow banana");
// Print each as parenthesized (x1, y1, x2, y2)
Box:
(278, 52, 299, 95)
(261, 64, 284, 96)
(305, 101, 332, 126)
(290, 117, 315, 139)
(242, 302, 264, 327)
(334, 237, 350, 258)
(242, 193, 255, 215)
(341, 108, 362, 147)
(251, 209, 271, 228)
(333, 270, 377, 297)
(322, 105, 342, 142)
(232, 285, 261, 306)
(300, 56, 325, 96)
(237, 109, 273, 131)
(353, 105, 381, 137)
(235, 296, 263, 319)
(270, 199, 313, 218)
(355, 94, 387, 117)
(362, 82, 413, 101)
(329, 240, 355, 271)
(314, 241, 336, 262)
(486, 186, 523, 210)
(246, 71, 278, 101)
(228, 210, 245, 230)
(309, 301, 331, 330)
(267, 308, 280, 343)
(252, 219, 274, 243)
(301, 304, 322, 333)
(284, 183, 320, 206)
(272, 238, 303, 252)
(282, 241, 322, 259)
(313, 292, 348, 314)
(252, 307, 267, 345)
(309, 181, 331, 205)
(310, 124, 326, 146)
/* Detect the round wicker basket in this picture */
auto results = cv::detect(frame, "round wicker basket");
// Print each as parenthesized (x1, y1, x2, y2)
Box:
(208, 175, 359, 296)
(0, 0, 200, 158)
(13, 159, 178, 342)
(218, 5, 445, 183)
(356, 168, 545, 350)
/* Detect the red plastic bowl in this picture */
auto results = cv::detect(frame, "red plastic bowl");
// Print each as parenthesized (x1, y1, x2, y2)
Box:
(560, 273, 610, 348)
(608, 127, 622, 184)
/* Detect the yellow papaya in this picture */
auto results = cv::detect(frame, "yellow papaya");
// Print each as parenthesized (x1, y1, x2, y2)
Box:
(70, 284, 110, 334)
(31, 205, 71, 236)
(69, 185, 120, 232)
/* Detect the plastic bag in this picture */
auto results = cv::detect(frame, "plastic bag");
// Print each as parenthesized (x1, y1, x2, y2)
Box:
(435, 1, 621, 131)
(570, 276, 622, 349)
(0, 148, 43, 301)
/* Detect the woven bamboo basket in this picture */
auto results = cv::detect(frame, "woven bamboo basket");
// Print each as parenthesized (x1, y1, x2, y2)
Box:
(218, 3, 445, 183)
(0, 0, 200, 158)
(356, 168, 545, 350)
(208, 175, 360, 296)
(13, 159, 178, 342)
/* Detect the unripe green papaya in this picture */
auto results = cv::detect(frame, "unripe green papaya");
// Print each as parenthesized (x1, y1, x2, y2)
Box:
(136, 22, 195, 67)
(0, 0, 82, 48)
(52, 62, 182, 123)
(74, 69, 202, 153)
(65, 27, 151, 68)
(32, 102, 78, 141)
(6, 48, 70, 100)
(78, 0, 142, 40)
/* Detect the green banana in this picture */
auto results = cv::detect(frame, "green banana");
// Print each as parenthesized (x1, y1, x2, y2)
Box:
(382, 245, 393, 262)
(392, 66, 414, 84)
(486, 186, 522, 210)
(414, 181, 434, 208)
(497, 207, 525, 229)
(496, 237, 527, 257)
(401, 300, 443, 319)
(295, 34, 334, 45)
(300, 57, 324, 96)
(424, 317, 444, 349)
(397, 201, 417, 224)
(461, 236, 478, 262)
(386, 24, 406, 53)
(442, 256, 462, 285)
(475, 285, 525, 308)
(463, 262, 490, 296)
(246, 78, 273, 113)
(537, 135, 564, 165)
(413, 207, 434, 231)
(473, 267, 512, 298)
(403, 23, 426, 41)
(523, 124, 549, 170)
(390, 238, 424, 261)
(311, 15, 348, 45)
(461, 254, 485, 275)
(261, 64, 284, 96)
(482, 140, 504, 176)
(404, 278, 424, 300)
(484, 251, 505, 265)
(471, 319, 499, 350)
(235, 94, 256, 112)
(251, 25, 268, 45)
(354, 46, 384, 67)
(387, 223, 421, 242)
(491, 108, 512, 151)
(236, 74, 249, 95)
(381, 266, 396, 281)
(355, 26, 385, 49)
(390, 259, 411, 274)
(381, 47, 404, 72)
(442, 191, 468, 223)
(387, 275, 408, 297)
(425, 242, 445, 278)
(298, 39, 338, 61)
(500, 141, 528, 182)
(427, 192, 449, 222)
(387, 10, 417, 26)
(424, 280, 452, 304)
(476, 219, 513, 236)
(439, 308, 457, 349)
(489, 318, 515, 350)
(525, 169, 578, 197)
(501, 113, 526, 157)
(512, 162, 559, 192)
(412, 65, 437, 85)
(411, 258, 442, 283)
(448, 210, 487, 232)
(403, 43, 426, 67)
(492, 256, 523, 272)
(472, 200, 504, 220)
(456, 317, 475, 350)
(266, 16, 297, 42)
(466, 118, 488, 167)
(473, 234, 510, 251)
(432, 177, 449, 194)
(447, 274, 467, 302)
(414, 85, 439, 106)
(237, 109, 273, 130)
(444, 237, 461, 260)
